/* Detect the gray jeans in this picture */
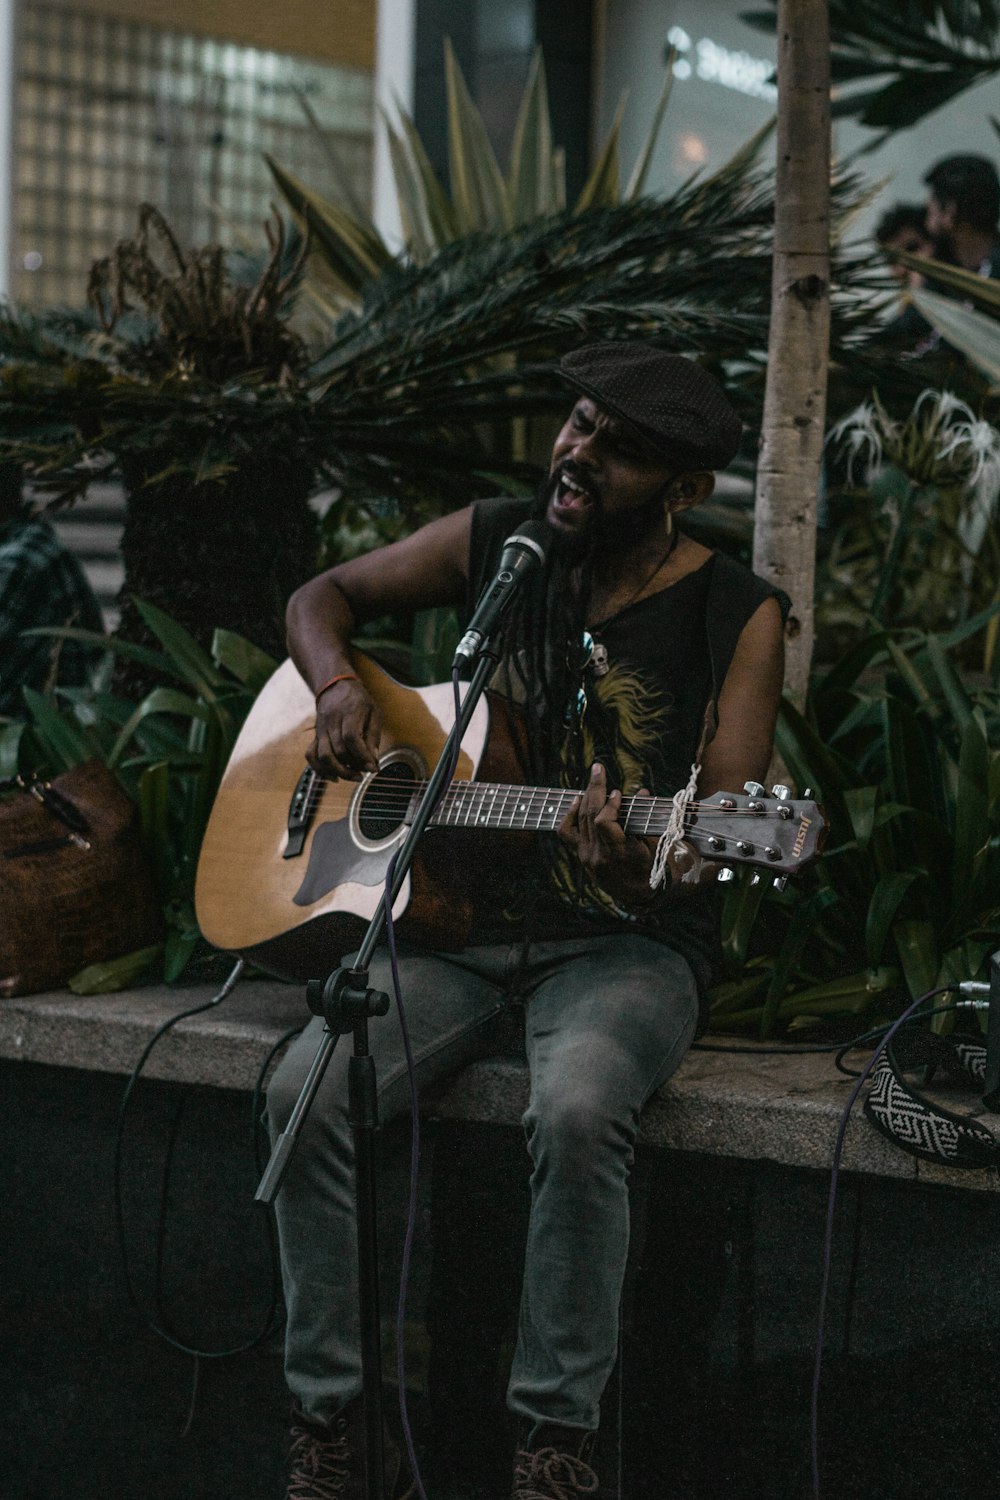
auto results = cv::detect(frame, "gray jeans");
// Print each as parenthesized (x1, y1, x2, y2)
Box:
(266, 932, 698, 1433)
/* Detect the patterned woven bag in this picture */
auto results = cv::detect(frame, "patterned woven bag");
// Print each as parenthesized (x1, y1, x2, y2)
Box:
(865, 1026, 999, 1170)
(0, 759, 163, 997)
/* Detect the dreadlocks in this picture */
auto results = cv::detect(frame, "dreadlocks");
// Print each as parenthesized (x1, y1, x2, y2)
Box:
(498, 474, 671, 790)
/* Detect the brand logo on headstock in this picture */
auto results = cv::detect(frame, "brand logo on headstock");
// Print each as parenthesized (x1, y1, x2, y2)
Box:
(792, 815, 812, 858)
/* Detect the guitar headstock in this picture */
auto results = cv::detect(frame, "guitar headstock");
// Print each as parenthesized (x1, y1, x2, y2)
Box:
(684, 784, 828, 881)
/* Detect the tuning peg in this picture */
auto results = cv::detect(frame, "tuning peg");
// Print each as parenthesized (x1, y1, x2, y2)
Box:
(717, 867, 735, 883)
(750, 873, 762, 886)
(802, 787, 813, 799)
(771, 784, 790, 800)
(743, 781, 765, 797)
(773, 876, 788, 891)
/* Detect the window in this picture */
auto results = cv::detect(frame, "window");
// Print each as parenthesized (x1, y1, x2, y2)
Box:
(12, 2, 374, 308)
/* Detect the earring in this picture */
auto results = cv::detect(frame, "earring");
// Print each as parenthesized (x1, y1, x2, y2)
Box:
(663, 503, 675, 536)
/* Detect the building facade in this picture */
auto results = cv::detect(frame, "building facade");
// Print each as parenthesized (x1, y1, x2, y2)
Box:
(2, 0, 998, 306)
(5, 0, 376, 306)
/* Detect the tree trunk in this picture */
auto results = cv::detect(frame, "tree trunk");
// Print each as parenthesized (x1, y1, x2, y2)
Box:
(113, 457, 319, 697)
(753, 0, 831, 707)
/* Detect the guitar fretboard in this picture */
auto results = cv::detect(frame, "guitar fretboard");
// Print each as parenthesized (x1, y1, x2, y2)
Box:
(298, 770, 819, 875)
(431, 781, 677, 835)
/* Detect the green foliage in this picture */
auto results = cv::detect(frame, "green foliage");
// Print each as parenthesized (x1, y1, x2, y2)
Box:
(0, 206, 311, 503)
(710, 622, 1000, 1036)
(744, 2, 1000, 133)
(0, 606, 277, 986)
(0, 186, 878, 522)
(875, 250, 1000, 384)
(820, 391, 1000, 666)
(909, 288, 1000, 386)
(270, 43, 677, 307)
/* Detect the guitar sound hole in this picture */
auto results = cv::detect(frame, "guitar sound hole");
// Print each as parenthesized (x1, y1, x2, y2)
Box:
(358, 763, 416, 842)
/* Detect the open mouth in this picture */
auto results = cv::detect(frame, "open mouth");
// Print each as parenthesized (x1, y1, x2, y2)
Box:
(552, 468, 596, 516)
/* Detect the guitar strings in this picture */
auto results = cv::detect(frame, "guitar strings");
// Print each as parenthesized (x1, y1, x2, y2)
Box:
(298, 778, 780, 817)
(298, 777, 783, 814)
(297, 773, 787, 827)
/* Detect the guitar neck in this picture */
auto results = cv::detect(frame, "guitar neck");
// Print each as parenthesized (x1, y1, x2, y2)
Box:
(307, 769, 824, 874)
(431, 781, 679, 836)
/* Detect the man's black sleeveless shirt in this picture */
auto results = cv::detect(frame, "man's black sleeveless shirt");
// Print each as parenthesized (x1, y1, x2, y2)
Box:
(465, 497, 788, 1012)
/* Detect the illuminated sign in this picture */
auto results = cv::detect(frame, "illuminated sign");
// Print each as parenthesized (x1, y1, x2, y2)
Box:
(666, 25, 777, 102)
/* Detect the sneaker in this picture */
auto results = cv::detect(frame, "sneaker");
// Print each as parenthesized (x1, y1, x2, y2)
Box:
(287, 1397, 415, 1500)
(511, 1423, 600, 1499)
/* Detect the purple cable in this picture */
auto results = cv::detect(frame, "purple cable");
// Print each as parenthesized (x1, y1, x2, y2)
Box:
(810, 984, 951, 1500)
(382, 670, 465, 1500)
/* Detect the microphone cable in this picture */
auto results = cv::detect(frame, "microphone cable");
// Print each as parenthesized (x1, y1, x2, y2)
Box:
(112, 957, 303, 1430)
(380, 666, 466, 1500)
(693, 1000, 983, 1068)
(807, 984, 954, 1500)
(698, 992, 991, 1499)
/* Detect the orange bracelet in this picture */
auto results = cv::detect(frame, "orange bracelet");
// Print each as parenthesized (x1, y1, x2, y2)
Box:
(315, 672, 360, 701)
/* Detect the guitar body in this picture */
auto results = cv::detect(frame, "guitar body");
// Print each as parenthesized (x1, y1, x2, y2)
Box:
(195, 653, 491, 980)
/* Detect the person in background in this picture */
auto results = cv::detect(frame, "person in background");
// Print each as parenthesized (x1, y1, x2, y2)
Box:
(875, 203, 933, 286)
(0, 463, 104, 716)
(924, 154, 1000, 278)
(873, 202, 936, 347)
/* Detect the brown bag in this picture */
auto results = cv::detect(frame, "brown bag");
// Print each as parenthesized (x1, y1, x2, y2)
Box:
(0, 759, 164, 998)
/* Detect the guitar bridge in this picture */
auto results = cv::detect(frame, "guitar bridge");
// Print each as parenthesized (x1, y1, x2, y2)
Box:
(284, 767, 319, 858)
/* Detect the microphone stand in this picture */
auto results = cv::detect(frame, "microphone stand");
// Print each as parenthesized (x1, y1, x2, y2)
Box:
(255, 645, 500, 1500)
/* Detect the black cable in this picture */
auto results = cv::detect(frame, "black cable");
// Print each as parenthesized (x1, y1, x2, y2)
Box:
(700, 989, 992, 1498)
(831, 1002, 977, 1077)
(694, 998, 980, 1073)
(113, 959, 301, 1370)
(383, 667, 465, 1500)
(810, 985, 953, 1500)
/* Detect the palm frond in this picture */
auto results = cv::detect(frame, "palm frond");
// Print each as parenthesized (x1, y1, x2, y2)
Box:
(744, 1, 1000, 131)
(0, 159, 889, 516)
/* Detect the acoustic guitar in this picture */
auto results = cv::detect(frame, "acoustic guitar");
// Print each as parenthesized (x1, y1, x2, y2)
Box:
(194, 653, 827, 980)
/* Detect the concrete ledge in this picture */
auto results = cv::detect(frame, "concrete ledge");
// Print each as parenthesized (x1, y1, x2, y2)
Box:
(2, 982, 997, 1193)
(0, 980, 305, 1093)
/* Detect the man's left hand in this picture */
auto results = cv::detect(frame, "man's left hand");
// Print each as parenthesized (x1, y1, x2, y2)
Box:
(558, 761, 656, 909)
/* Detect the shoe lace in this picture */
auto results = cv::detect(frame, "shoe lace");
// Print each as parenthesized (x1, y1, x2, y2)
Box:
(288, 1414, 352, 1500)
(513, 1443, 600, 1499)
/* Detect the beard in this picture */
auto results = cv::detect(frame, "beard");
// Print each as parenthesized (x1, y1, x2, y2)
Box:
(530, 467, 669, 568)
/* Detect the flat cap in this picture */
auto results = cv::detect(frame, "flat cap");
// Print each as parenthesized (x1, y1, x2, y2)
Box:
(559, 343, 742, 471)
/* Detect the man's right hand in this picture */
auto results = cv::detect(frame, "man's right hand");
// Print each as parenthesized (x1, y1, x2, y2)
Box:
(308, 678, 382, 781)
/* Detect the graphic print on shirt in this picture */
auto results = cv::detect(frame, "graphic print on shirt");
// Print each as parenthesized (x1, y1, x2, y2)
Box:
(550, 659, 672, 920)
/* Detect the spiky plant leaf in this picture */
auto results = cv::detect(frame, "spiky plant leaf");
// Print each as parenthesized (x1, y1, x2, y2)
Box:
(573, 95, 626, 212)
(385, 117, 441, 259)
(291, 83, 372, 223)
(264, 156, 392, 295)
(894, 252, 1000, 314)
(444, 39, 512, 232)
(910, 288, 1000, 382)
(508, 50, 562, 219)
(625, 63, 676, 201)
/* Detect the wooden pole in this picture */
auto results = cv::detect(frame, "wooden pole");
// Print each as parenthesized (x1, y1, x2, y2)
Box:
(753, 0, 832, 708)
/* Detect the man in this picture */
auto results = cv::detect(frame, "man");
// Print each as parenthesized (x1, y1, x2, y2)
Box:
(0, 463, 104, 716)
(268, 344, 786, 1499)
(923, 154, 1000, 278)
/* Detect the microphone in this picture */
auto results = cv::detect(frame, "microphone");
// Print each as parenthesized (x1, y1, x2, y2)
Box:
(452, 519, 550, 671)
